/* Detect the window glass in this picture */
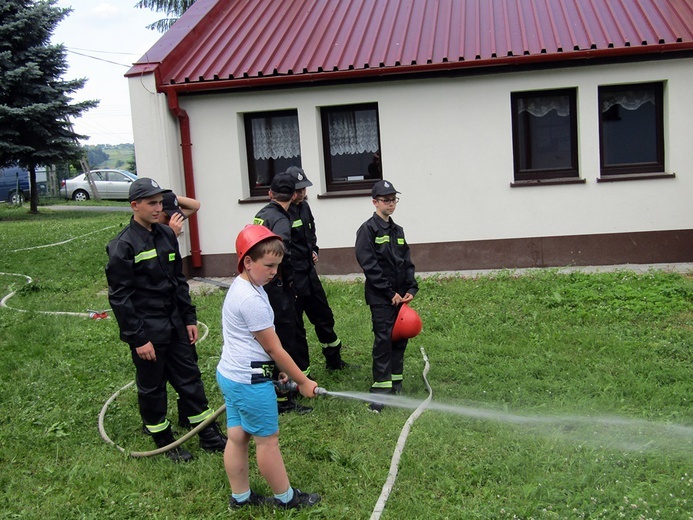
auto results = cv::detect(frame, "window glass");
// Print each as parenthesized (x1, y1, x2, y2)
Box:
(599, 82, 663, 175)
(321, 103, 381, 192)
(244, 110, 301, 197)
(511, 89, 578, 181)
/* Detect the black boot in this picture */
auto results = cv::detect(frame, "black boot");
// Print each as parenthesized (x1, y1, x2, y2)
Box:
(152, 426, 193, 462)
(323, 343, 349, 370)
(197, 421, 227, 452)
(277, 392, 313, 415)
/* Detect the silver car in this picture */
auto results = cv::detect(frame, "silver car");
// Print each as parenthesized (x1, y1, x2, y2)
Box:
(61, 169, 137, 201)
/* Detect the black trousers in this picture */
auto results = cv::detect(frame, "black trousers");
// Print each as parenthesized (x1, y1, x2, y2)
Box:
(265, 279, 311, 373)
(294, 269, 338, 346)
(131, 330, 209, 429)
(369, 304, 408, 393)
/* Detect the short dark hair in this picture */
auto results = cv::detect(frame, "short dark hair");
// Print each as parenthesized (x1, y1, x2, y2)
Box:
(270, 191, 293, 202)
(246, 237, 285, 264)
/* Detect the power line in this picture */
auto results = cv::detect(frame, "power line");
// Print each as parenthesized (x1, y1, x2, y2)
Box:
(65, 49, 132, 67)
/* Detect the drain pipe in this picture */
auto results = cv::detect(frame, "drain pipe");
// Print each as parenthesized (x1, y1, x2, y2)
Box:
(167, 89, 202, 268)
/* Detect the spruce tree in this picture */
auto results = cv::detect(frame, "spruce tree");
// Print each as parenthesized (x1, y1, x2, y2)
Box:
(0, 0, 97, 213)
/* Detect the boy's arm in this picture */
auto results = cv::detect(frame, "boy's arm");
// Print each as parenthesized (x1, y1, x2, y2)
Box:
(253, 327, 318, 398)
(176, 195, 200, 218)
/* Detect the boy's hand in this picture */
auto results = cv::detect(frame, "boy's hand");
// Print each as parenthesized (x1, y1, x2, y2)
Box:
(298, 379, 318, 398)
(401, 293, 414, 304)
(391, 293, 403, 305)
(168, 213, 185, 236)
(136, 341, 156, 361)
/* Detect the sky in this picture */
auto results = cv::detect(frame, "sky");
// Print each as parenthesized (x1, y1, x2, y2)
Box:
(51, 1, 165, 146)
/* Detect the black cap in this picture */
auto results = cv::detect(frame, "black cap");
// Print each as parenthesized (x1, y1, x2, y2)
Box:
(162, 191, 185, 218)
(270, 172, 296, 195)
(128, 178, 171, 201)
(285, 166, 313, 189)
(371, 180, 400, 198)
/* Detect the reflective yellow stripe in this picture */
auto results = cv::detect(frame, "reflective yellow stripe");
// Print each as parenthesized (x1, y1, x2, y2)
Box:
(325, 339, 341, 348)
(397, 238, 405, 245)
(371, 381, 392, 389)
(374, 236, 390, 244)
(134, 249, 157, 263)
(392, 374, 403, 382)
(292, 219, 303, 228)
(188, 408, 214, 425)
(253, 217, 264, 225)
(144, 419, 170, 434)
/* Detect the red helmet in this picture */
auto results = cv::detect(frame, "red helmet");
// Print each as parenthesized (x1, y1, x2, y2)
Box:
(391, 303, 423, 342)
(235, 224, 282, 273)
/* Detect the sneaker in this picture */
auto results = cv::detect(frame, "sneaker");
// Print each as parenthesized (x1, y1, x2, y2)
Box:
(229, 490, 272, 509)
(274, 488, 321, 509)
(368, 402, 385, 413)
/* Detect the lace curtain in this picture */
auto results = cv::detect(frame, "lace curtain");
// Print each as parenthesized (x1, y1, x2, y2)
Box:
(251, 116, 301, 160)
(601, 90, 655, 113)
(517, 95, 570, 117)
(328, 109, 380, 156)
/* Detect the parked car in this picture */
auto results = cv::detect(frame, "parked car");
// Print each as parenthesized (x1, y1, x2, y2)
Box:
(0, 167, 31, 204)
(61, 169, 137, 201)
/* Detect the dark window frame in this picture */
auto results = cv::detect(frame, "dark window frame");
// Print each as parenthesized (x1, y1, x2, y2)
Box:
(320, 102, 382, 193)
(598, 82, 664, 177)
(243, 109, 301, 198)
(511, 88, 579, 182)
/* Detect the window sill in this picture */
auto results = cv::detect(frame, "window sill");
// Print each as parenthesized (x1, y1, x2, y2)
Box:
(238, 195, 270, 204)
(316, 189, 372, 200)
(510, 178, 586, 188)
(597, 172, 675, 183)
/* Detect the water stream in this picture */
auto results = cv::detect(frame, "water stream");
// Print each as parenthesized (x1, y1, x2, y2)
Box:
(324, 390, 693, 455)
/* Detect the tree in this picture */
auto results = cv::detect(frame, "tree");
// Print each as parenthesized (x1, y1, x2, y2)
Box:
(135, 0, 197, 32)
(85, 145, 108, 168)
(0, 0, 98, 213)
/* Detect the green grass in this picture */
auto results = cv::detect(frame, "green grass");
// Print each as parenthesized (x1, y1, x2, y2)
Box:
(1, 206, 691, 519)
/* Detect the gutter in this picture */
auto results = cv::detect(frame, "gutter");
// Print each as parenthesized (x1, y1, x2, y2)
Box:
(155, 42, 693, 95)
(166, 89, 202, 268)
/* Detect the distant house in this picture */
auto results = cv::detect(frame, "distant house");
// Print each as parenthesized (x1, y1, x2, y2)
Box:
(126, 0, 693, 276)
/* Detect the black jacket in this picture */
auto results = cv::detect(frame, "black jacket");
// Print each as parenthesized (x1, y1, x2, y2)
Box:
(288, 201, 319, 296)
(355, 212, 418, 305)
(105, 218, 196, 348)
(254, 201, 294, 285)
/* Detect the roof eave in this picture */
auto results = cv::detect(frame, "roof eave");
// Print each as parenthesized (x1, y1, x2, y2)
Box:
(155, 41, 693, 95)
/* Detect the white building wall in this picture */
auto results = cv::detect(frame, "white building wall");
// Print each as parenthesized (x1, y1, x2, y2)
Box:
(130, 58, 693, 258)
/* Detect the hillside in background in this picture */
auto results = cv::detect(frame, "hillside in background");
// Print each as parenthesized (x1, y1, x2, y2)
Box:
(85, 144, 135, 170)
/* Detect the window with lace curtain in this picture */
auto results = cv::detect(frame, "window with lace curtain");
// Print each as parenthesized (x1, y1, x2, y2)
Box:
(244, 110, 302, 197)
(598, 82, 664, 176)
(320, 103, 382, 192)
(511, 89, 579, 182)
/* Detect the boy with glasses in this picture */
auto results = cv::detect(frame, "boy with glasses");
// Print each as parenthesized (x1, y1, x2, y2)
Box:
(355, 180, 418, 412)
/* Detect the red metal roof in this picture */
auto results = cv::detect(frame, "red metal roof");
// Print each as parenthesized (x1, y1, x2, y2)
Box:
(126, 0, 693, 91)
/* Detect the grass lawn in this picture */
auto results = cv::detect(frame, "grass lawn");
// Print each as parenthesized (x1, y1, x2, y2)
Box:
(0, 205, 691, 519)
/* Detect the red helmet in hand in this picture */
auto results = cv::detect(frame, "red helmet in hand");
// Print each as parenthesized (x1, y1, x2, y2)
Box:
(391, 303, 423, 341)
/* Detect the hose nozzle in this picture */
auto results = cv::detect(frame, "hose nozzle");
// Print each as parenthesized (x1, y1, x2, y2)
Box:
(314, 387, 328, 396)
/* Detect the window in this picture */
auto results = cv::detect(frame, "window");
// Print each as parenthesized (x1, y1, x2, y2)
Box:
(321, 103, 382, 192)
(511, 89, 578, 181)
(244, 110, 301, 197)
(598, 82, 664, 176)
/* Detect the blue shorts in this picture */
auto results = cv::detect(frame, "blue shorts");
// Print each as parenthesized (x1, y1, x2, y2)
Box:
(216, 370, 279, 437)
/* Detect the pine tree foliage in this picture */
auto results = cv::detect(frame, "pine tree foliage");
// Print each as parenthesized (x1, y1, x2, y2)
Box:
(0, 0, 98, 212)
(135, 0, 197, 32)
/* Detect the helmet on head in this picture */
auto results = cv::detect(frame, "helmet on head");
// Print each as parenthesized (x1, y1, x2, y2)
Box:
(391, 303, 423, 342)
(235, 225, 281, 273)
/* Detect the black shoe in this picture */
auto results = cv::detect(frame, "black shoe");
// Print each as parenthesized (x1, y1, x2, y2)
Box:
(229, 490, 272, 509)
(274, 488, 321, 509)
(368, 402, 385, 413)
(278, 400, 313, 415)
(197, 422, 227, 452)
(152, 427, 194, 462)
(326, 359, 351, 370)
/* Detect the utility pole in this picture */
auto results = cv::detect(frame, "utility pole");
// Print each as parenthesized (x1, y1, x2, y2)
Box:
(80, 157, 101, 201)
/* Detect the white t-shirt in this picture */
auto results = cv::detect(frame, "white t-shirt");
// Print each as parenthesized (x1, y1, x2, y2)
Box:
(217, 276, 275, 384)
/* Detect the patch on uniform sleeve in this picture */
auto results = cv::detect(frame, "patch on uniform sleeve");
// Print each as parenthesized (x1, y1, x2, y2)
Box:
(397, 238, 405, 245)
(253, 217, 264, 225)
(169, 253, 176, 261)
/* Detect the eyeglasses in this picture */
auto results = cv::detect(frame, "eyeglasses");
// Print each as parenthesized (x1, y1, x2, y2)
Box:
(377, 197, 399, 204)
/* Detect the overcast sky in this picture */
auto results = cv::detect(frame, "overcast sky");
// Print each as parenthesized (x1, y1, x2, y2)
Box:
(51, 1, 164, 146)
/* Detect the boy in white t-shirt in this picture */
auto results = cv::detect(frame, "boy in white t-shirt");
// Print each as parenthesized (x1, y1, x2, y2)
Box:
(216, 225, 321, 510)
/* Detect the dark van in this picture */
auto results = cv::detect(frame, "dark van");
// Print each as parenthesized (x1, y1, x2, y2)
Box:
(0, 167, 31, 204)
